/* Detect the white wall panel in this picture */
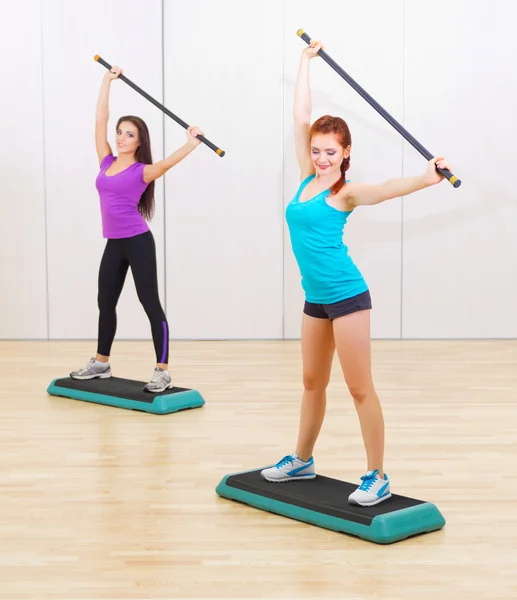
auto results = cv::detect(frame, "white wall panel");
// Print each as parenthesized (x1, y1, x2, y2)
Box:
(163, 0, 284, 339)
(0, 0, 48, 338)
(402, 0, 517, 338)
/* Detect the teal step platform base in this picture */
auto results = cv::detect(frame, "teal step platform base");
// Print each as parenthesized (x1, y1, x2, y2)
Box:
(47, 376, 205, 415)
(216, 468, 445, 544)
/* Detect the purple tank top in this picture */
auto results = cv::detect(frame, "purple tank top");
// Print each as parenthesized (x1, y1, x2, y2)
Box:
(96, 154, 150, 239)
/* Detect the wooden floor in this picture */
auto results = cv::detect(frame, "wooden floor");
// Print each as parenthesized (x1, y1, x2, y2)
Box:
(1, 339, 516, 600)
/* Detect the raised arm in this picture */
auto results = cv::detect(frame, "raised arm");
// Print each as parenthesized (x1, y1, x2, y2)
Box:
(95, 66, 121, 164)
(142, 126, 204, 183)
(346, 157, 452, 206)
(294, 40, 323, 180)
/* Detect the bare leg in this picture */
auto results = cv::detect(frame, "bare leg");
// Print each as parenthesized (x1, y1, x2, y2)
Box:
(295, 314, 336, 461)
(332, 309, 385, 478)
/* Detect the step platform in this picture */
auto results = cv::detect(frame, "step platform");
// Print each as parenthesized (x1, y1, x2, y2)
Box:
(216, 468, 445, 544)
(47, 376, 205, 415)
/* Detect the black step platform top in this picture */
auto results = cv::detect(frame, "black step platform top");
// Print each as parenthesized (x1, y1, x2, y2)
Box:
(226, 469, 424, 526)
(53, 377, 190, 404)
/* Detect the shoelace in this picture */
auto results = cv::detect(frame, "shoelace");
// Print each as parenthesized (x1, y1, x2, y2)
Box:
(358, 470, 380, 491)
(275, 455, 295, 468)
(82, 358, 97, 374)
(150, 369, 166, 384)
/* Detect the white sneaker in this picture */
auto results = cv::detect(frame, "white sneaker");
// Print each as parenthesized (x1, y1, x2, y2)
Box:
(143, 367, 173, 393)
(261, 454, 316, 482)
(70, 358, 112, 380)
(348, 470, 391, 507)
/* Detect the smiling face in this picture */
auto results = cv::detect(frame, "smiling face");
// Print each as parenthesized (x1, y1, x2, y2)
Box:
(310, 132, 350, 179)
(116, 121, 140, 156)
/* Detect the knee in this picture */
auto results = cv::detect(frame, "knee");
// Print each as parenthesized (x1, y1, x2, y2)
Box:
(347, 382, 375, 403)
(97, 293, 116, 312)
(137, 292, 162, 314)
(303, 373, 329, 393)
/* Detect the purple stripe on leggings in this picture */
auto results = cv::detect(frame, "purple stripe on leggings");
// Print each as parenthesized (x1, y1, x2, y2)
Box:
(161, 321, 168, 364)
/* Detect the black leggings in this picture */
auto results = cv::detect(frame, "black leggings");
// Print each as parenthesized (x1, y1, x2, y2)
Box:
(97, 231, 169, 364)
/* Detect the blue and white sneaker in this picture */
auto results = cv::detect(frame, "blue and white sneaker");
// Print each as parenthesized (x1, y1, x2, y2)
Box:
(260, 454, 316, 482)
(348, 469, 391, 507)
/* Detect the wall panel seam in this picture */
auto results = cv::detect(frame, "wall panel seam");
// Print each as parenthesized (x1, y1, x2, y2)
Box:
(41, 0, 50, 340)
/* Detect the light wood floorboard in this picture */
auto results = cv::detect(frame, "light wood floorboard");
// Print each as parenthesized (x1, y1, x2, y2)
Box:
(0, 340, 516, 599)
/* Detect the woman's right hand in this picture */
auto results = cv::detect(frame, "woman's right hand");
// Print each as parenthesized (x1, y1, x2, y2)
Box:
(303, 39, 324, 59)
(186, 125, 203, 148)
(105, 65, 122, 81)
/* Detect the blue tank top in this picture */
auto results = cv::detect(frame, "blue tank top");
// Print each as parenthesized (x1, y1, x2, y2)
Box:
(285, 175, 368, 304)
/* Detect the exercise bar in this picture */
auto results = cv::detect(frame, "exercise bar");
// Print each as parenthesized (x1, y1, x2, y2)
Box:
(297, 29, 460, 188)
(94, 55, 225, 157)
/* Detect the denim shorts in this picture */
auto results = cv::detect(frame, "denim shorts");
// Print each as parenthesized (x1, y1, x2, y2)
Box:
(303, 290, 372, 321)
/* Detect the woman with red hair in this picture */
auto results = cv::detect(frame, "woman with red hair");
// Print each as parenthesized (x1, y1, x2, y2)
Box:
(261, 40, 451, 506)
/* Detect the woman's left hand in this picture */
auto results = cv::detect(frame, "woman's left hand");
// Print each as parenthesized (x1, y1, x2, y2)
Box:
(425, 156, 452, 185)
(186, 126, 203, 148)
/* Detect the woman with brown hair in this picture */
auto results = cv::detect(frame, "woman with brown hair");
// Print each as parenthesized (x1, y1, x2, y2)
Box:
(70, 65, 203, 393)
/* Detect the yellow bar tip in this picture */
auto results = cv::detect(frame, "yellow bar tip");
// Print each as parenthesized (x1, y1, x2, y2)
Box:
(94, 55, 100, 61)
(296, 29, 305, 37)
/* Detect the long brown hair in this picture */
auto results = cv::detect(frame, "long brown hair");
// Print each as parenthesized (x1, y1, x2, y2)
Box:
(309, 115, 351, 195)
(116, 115, 155, 220)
